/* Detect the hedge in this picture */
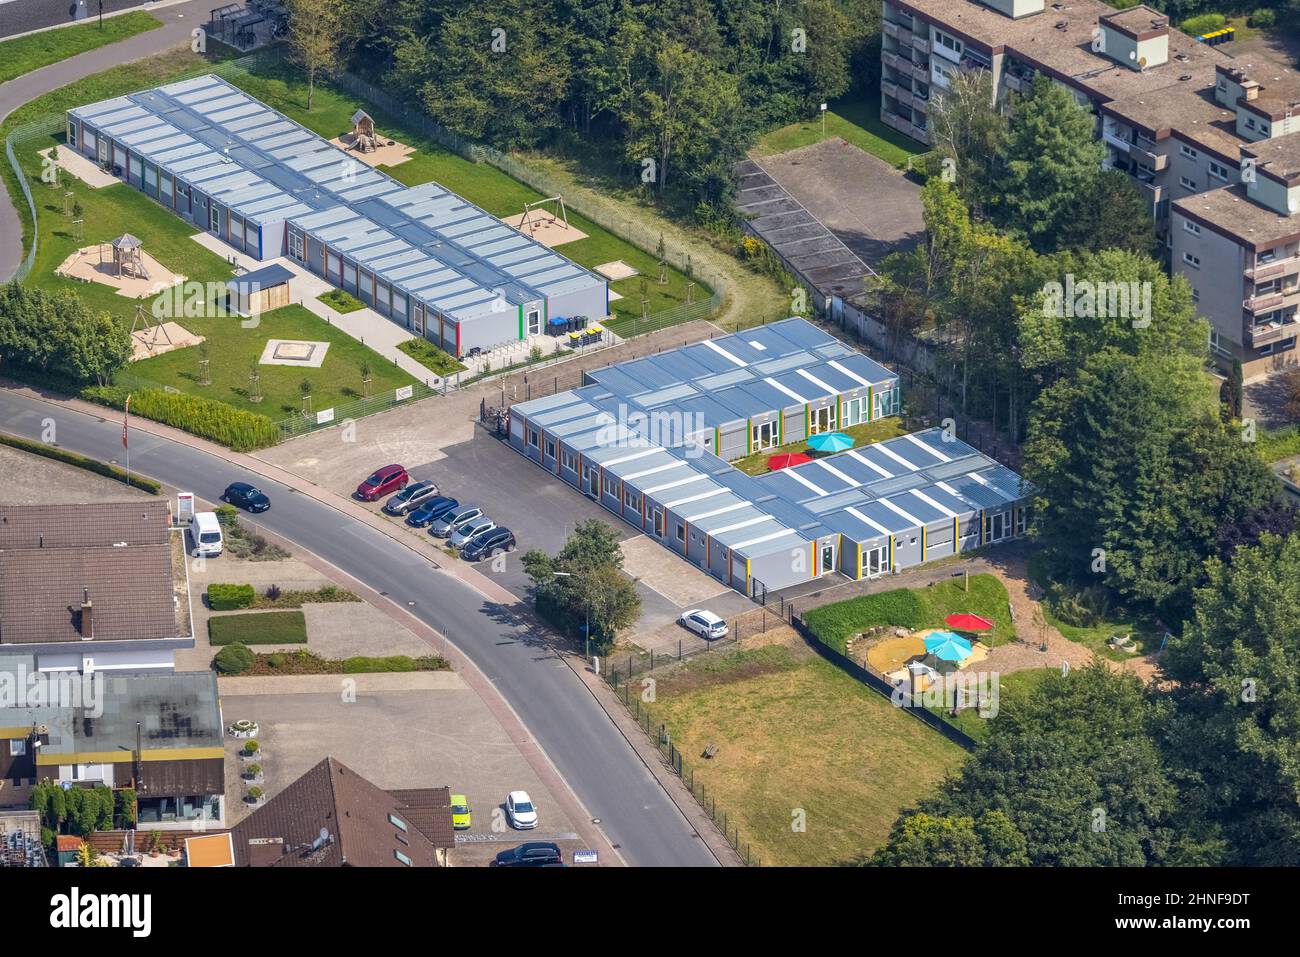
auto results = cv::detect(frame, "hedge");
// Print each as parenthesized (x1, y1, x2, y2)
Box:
(208, 583, 256, 611)
(0, 431, 160, 493)
(214, 642, 254, 674)
(209, 610, 307, 646)
(82, 386, 281, 452)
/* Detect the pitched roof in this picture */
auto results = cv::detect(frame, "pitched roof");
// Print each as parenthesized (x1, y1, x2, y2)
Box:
(0, 502, 170, 550)
(230, 757, 454, 867)
(0, 544, 177, 643)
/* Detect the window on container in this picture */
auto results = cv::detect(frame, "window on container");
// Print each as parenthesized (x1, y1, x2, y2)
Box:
(676, 523, 685, 542)
(545, 439, 555, 458)
(528, 429, 539, 448)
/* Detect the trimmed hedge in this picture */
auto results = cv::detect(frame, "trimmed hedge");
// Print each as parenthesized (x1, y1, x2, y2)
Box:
(207, 583, 255, 611)
(214, 642, 254, 674)
(0, 431, 160, 493)
(209, 610, 307, 646)
(82, 386, 280, 452)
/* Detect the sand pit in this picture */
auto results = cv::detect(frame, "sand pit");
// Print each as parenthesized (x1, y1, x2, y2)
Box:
(867, 633, 926, 674)
(328, 134, 416, 168)
(595, 260, 638, 281)
(130, 322, 204, 361)
(39, 145, 117, 189)
(55, 245, 185, 299)
(258, 339, 330, 368)
(502, 210, 587, 247)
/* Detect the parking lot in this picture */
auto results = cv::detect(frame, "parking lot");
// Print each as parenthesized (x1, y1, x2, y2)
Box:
(218, 675, 591, 866)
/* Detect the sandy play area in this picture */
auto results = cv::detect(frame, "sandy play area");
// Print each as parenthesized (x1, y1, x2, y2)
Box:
(258, 339, 331, 368)
(867, 630, 990, 675)
(55, 245, 185, 299)
(39, 145, 117, 189)
(327, 134, 416, 168)
(502, 210, 587, 247)
(130, 322, 204, 362)
(595, 260, 638, 281)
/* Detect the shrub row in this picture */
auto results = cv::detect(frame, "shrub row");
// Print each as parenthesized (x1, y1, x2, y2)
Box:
(207, 583, 255, 610)
(82, 386, 281, 452)
(0, 431, 160, 493)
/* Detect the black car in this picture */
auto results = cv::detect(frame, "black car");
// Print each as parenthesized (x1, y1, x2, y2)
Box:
(461, 527, 516, 562)
(221, 482, 270, 513)
(406, 496, 459, 528)
(491, 842, 565, 867)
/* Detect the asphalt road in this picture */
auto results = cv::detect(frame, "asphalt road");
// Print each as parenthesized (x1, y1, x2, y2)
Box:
(0, 0, 156, 40)
(0, 390, 720, 867)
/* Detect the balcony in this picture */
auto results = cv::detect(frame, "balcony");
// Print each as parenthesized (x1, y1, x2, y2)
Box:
(882, 50, 902, 71)
(1244, 291, 1287, 312)
(1004, 73, 1032, 94)
(883, 20, 899, 39)
(1246, 318, 1300, 348)
(912, 60, 932, 81)
(912, 34, 929, 53)
(1102, 127, 1133, 152)
(882, 79, 900, 100)
(1245, 255, 1300, 281)
(1129, 143, 1168, 171)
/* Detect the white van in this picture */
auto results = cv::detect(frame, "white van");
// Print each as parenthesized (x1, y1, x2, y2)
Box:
(190, 511, 223, 558)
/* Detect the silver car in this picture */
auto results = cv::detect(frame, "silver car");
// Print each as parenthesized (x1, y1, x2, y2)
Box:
(382, 479, 440, 515)
(449, 517, 495, 549)
(430, 505, 483, 538)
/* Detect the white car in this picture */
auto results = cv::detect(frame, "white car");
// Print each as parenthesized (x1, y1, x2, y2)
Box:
(449, 517, 495, 549)
(506, 790, 538, 830)
(678, 609, 728, 640)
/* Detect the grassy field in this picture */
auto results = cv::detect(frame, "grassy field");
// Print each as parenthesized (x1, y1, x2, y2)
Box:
(225, 64, 708, 327)
(928, 667, 1055, 743)
(208, 610, 307, 646)
(648, 643, 967, 866)
(732, 417, 907, 476)
(0, 12, 162, 85)
(751, 93, 928, 166)
(803, 573, 1018, 653)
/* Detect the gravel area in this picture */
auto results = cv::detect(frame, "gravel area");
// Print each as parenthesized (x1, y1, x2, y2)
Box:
(0, 443, 153, 504)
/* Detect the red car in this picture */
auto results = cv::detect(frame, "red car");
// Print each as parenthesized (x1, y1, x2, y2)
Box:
(356, 464, 409, 501)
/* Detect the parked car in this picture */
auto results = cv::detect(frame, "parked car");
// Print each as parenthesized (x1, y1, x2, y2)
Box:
(449, 517, 495, 549)
(430, 505, 483, 539)
(678, 609, 728, 640)
(383, 479, 440, 515)
(406, 496, 459, 528)
(355, 464, 408, 501)
(461, 527, 517, 562)
(505, 790, 538, 830)
(450, 794, 471, 831)
(491, 842, 564, 867)
(220, 481, 270, 513)
(189, 511, 223, 558)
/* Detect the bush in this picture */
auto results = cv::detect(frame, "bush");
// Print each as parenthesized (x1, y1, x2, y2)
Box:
(1180, 13, 1226, 36)
(214, 642, 254, 674)
(207, 583, 255, 611)
(0, 432, 160, 493)
(247, 763, 262, 776)
(397, 337, 465, 375)
(265, 583, 282, 602)
(81, 386, 280, 451)
(1250, 8, 1276, 28)
(242, 739, 259, 755)
(247, 786, 264, 801)
(267, 653, 286, 667)
(1046, 583, 1110, 628)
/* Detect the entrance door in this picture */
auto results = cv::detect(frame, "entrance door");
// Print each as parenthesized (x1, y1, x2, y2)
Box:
(820, 542, 836, 576)
(209, 202, 220, 233)
(653, 508, 665, 537)
(97, 138, 109, 165)
(864, 543, 888, 578)
(810, 405, 835, 435)
(751, 420, 778, 451)
(413, 303, 425, 335)
(989, 511, 1010, 542)
(582, 464, 597, 496)
(527, 309, 542, 336)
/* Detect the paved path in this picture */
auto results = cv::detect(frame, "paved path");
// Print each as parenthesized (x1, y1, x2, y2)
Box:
(0, 0, 206, 281)
(0, 384, 728, 867)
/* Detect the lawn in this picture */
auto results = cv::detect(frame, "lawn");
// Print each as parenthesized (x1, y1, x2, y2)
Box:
(225, 63, 709, 329)
(0, 12, 162, 86)
(751, 93, 928, 166)
(802, 573, 1017, 654)
(397, 337, 465, 376)
(208, 610, 307, 646)
(1025, 554, 1163, 662)
(648, 644, 967, 866)
(731, 417, 907, 476)
(317, 288, 364, 313)
(927, 667, 1055, 743)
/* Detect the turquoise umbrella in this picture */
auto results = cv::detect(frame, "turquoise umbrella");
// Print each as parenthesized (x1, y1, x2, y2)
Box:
(923, 631, 972, 663)
(807, 432, 854, 453)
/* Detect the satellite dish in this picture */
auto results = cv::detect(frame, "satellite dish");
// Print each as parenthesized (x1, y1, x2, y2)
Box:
(319, 827, 330, 842)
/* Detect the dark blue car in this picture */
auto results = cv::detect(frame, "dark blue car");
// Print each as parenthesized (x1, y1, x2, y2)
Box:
(221, 482, 270, 513)
(406, 496, 459, 528)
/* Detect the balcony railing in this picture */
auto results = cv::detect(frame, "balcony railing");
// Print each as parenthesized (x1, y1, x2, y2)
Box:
(1244, 291, 1287, 312)
(883, 20, 899, 39)
(912, 60, 931, 81)
(1245, 255, 1300, 280)
(912, 34, 929, 53)
(1129, 143, 1168, 170)
(1004, 73, 1032, 94)
(1246, 318, 1300, 348)
(882, 79, 900, 100)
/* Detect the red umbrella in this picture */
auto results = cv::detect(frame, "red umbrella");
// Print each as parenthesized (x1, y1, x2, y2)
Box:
(945, 613, 994, 632)
(768, 452, 812, 470)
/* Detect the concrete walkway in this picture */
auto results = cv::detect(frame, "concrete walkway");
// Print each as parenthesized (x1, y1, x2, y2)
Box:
(0, 0, 209, 281)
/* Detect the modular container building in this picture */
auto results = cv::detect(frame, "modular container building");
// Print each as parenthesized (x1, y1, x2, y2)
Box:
(508, 319, 1031, 598)
(66, 74, 608, 357)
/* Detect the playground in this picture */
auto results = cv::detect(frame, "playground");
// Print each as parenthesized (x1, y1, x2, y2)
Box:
(327, 109, 415, 168)
(54, 234, 184, 299)
(502, 195, 586, 248)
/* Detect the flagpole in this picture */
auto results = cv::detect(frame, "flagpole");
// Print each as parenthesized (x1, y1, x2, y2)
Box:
(123, 394, 131, 489)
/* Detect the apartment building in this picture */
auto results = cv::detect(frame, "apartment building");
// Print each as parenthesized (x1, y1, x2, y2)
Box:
(880, 0, 1300, 378)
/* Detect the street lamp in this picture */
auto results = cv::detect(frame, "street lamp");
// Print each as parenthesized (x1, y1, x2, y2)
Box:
(552, 572, 591, 662)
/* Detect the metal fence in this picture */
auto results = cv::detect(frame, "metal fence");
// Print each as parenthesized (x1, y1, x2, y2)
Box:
(4, 114, 64, 283)
(270, 381, 442, 440)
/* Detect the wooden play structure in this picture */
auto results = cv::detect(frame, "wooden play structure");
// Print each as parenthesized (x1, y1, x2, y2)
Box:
(519, 195, 570, 236)
(349, 110, 378, 153)
(109, 233, 150, 280)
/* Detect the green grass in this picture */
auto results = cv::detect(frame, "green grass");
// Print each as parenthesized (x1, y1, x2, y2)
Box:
(397, 337, 466, 376)
(649, 644, 967, 866)
(226, 63, 709, 325)
(803, 573, 1017, 654)
(1256, 425, 1300, 464)
(927, 667, 1055, 743)
(731, 417, 907, 477)
(318, 288, 364, 313)
(208, 610, 307, 646)
(751, 93, 928, 166)
(0, 13, 162, 86)
(1026, 552, 1162, 661)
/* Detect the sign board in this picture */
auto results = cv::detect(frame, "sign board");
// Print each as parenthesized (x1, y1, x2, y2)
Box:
(395, 384, 414, 401)
(176, 492, 195, 524)
(316, 408, 335, 425)
(573, 850, 598, 864)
